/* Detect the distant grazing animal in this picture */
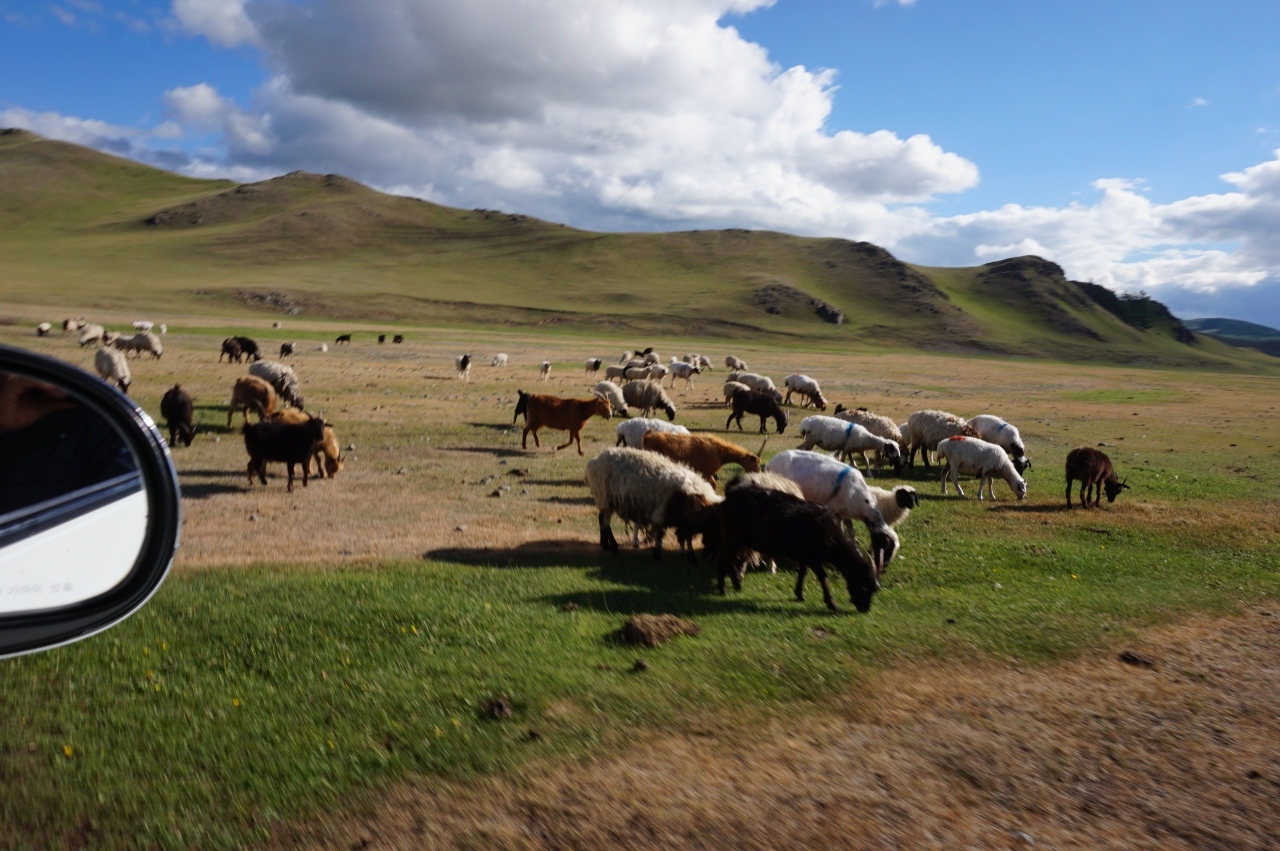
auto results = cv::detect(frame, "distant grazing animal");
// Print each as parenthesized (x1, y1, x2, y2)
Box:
(249, 360, 304, 409)
(132, 320, 154, 332)
(62, 318, 87, 333)
(727, 389, 787, 434)
(455, 353, 472, 381)
(220, 338, 243, 363)
(336, 334, 352, 345)
(279, 342, 296, 359)
(615, 417, 688, 448)
(936, 436, 1028, 501)
(797, 415, 902, 476)
(585, 357, 603, 376)
(78, 324, 105, 347)
(783, 374, 827, 410)
(243, 415, 328, 492)
(968, 414, 1031, 474)
(725, 355, 748, 371)
(604, 365, 628, 383)
(267, 410, 344, 478)
(585, 447, 722, 560)
(697, 355, 713, 371)
(722, 380, 751, 406)
(393, 334, 404, 344)
(833, 406, 907, 475)
(622, 381, 677, 420)
(126, 331, 162, 359)
(714, 485, 879, 613)
(492, 353, 509, 367)
(729, 371, 779, 398)
(378, 334, 386, 344)
(160, 385, 195, 447)
(1065, 446, 1129, 508)
(668, 361, 701, 392)
(93, 346, 130, 393)
(539, 360, 552, 381)
(232, 336, 261, 362)
(641, 431, 762, 484)
(228, 375, 277, 426)
(272, 321, 282, 329)
(158, 324, 166, 335)
(36, 322, 52, 337)
(317, 343, 329, 352)
(904, 409, 978, 468)
(102, 330, 121, 346)
(517, 391, 613, 455)
(592, 380, 628, 417)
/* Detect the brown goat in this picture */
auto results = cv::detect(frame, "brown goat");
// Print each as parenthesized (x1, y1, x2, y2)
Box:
(1065, 446, 1129, 508)
(228, 375, 277, 426)
(519, 391, 613, 455)
(267, 410, 344, 478)
(641, 431, 762, 484)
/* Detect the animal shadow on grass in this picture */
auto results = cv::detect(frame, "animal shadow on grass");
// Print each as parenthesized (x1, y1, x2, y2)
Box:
(524, 478, 586, 487)
(988, 502, 1072, 514)
(179, 468, 245, 478)
(539, 495, 594, 505)
(449, 445, 527, 458)
(467, 422, 520, 432)
(426, 539, 603, 569)
(180, 482, 246, 499)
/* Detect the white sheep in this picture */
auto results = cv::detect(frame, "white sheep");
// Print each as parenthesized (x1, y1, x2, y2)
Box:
(668, 361, 701, 392)
(539, 360, 552, 381)
(725, 355, 748, 370)
(968, 414, 1031, 473)
(455, 354, 473, 381)
(765, 449, 898, 570)
(729, 371, 779, 398)
(132, 320, 154, 332)
(491, 353, 509, 367)
(158, 323, 167, 335)
(592, 380, 628, 416)
(697, 355, 713, 371)
(249, 360, 305, 409)
(585, 447, 722, 558)
(935, 436, 1028, 500)
(783, 374, 827, 409)
(622, 381, 677, 420)
(623, 366, 650, 382)
(102, 330, 121, 346)
(78, 323, 105, 347)
(94, 346, 131, 393)
(585, 357, 603, 375)
(317, 343, 329, 352)
(905, 409, 977, 468)
(36, 322, 52, 337)
(117, 331, 162, 359)
(614, 417, 690, 448)
(645, 363, 669, 382)
(867, 485, 918, 527)
(834, 406, 907, 474)
(603, 364, 627, 383)
(62, 318, 87, 333)
(796, 415, 902, 476)
(722, 380, 750, 406)
(643, 351, 661, 366)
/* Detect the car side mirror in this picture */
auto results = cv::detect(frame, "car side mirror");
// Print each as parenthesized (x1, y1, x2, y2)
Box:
(0, 345, 180, 658)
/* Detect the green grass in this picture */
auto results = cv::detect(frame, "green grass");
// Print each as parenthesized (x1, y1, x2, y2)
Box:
(1060, 388, 1186, 403)
(4, 498, 1278, 848)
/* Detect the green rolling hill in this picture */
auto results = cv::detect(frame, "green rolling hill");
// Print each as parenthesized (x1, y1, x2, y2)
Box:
(1184, 317, 1280, 358)
(1, 127, 1273, 370)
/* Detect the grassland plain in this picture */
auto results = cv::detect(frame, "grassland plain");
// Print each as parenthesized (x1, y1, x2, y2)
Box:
(0, 317, 1277, 848)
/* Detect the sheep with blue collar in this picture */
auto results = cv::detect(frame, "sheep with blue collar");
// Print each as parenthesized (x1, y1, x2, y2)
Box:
(796, 415, 903, 477)
(967, 414, 1031, 474)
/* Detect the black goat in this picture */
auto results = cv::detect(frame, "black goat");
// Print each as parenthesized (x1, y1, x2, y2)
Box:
(243, 416, 327, 492)
(279, 342, 295, 359)
(378, 334, 386, 344)
(392, 334, 404, 344)
(726, 389, 788, 434)
(715, 486, 879, 613)
(159, 384, 195, 447)
(219, 338, 242, 363)
(1065, 446, 1129, 508)
(232, 336, 261, 362)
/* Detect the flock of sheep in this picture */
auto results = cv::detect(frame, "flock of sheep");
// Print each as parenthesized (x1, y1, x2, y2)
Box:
(38, 319, 1133, 613)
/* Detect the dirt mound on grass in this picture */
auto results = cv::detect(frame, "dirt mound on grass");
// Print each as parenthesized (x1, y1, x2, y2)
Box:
(616, 614, 700, 647)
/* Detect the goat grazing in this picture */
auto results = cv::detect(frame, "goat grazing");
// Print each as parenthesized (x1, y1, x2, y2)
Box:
(641, 431, 762, 484)
(517, 391, 612, 455)
(336, 334, 352, 345)
(243, 415, 328, 492)
(727, 389, 787, 434)
(160, 385, 195, 447)
(279, 342, 296, 359)
(1065, 446, 1129, 508)
(220, 338, 243, 363)
(227, 375, 277, 426)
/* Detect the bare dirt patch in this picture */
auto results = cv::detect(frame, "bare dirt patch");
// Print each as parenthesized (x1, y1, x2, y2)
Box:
(287, 611, 1280, 849)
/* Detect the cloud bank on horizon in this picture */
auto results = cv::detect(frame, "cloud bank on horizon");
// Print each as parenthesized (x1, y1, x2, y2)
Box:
(4, 0, 1280, 326)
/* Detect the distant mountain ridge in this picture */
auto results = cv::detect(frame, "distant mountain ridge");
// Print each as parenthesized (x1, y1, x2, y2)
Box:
(1, 128, 1274, 371)
(1184, 317, 1280, 358)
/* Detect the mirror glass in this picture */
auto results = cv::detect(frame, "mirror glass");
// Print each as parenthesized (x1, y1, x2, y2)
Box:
(0, 371, 146, 614)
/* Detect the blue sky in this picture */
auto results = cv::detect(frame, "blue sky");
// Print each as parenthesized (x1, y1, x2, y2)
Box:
(4, 0, 1280, 326)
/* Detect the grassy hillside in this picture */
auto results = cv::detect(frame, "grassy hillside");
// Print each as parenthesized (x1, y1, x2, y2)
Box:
(1, 128, 1274, 370)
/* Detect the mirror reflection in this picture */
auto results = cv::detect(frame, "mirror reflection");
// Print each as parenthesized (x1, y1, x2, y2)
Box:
(0, 372, 146, 614)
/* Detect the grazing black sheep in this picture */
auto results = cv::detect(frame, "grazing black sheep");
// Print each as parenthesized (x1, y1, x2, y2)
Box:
(279, 341, 296, 359)
(232, 336, 261, 362)
(159, 384, 195, 447)
(715, 485, 879, 613)
(378, 334, 386, 344)
(219, 338, 242, 363)
(392, 334, 404, 344)
(243, 416, 327, 492)
(726, 389, 788, 434)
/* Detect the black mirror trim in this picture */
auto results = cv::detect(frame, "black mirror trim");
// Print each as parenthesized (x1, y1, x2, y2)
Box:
(0, 344, 182, 659)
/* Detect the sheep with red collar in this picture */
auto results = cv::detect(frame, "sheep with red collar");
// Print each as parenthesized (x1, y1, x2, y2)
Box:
(796, 415, 903, 477)
(765, 449, 898, 571)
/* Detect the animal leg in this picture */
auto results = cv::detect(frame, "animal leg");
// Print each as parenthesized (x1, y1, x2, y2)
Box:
(1065, 480, 1073, 508)
(286, 462, 296, 492)
(813, 564, 838, 612)
(598, 511, 620, 555)
(554, 430, 575, 452)
(794, 565, 808, 602)
(952, 466, 965, 498)
(758, 415, 767, 434)
(651, 526, 665, 561)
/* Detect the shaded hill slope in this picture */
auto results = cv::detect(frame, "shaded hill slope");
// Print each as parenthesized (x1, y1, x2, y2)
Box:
(0, 129, 1272, 371)
(1184, 317, 1280, 359)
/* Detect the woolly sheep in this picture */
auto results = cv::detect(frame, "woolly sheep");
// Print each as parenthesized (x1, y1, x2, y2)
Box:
(159, 323, 167, 335)
(604, 365, 627, 383)
(643, 351, 661, 366)
(78, 323, 105, 347)
(834, 406, 907, 474)
(455, 353, 472, 381)
(93, 346, 130, 393)
(867, 485, 919, 528)
(797, 415, 902, 476)
(132, 320, 154, 332)
(936, 436, 1027, 501)
(697, 355, 713, 371)
(63, 318, 87, 333)
(492, 353, 509, 367)
(622, 380, 677, 420)
(725, 355, 747, 370)
(645, 364, 669, 382)
(783, 374, 827, 410)
(249, 360, 305, 409)
(765, 449, 898, 571)
(730, 371, 778, 396)
(904, 409, 978, 468)
(592, 380, 628, 416)
(539, 360, 552, 381)
(585, 357, 603, 375)
(623, 366, 651, 382)
(722, 380, 751, 406)
(668, 361, 701, 392)
(615, 417, 689, 448)
(36, 322, 52, 336)
(585, 447, 722, 559)
(102, 330, 121, 346)
(123, 331, 162, 359)
(968, 414, 1031, 473)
